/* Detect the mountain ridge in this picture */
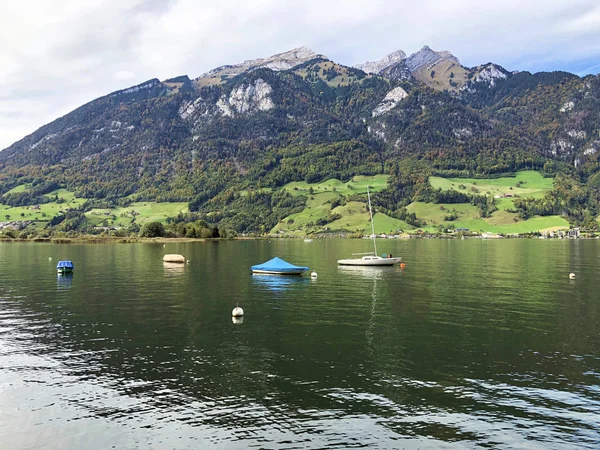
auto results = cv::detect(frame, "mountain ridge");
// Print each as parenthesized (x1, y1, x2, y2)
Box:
(1, 45, 600, 233)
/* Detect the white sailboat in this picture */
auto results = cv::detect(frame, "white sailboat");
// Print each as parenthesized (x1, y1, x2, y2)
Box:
(337, 187, 402, 266)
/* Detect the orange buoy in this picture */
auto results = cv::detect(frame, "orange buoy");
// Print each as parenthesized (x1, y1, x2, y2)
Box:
(400, 263, 406, 268)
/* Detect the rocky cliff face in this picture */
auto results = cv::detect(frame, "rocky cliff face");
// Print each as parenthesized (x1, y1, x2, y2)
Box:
(216, 79, 275, 117)
(380, 60, 413, 81)
(372, 87, 408, 117)
(355, 49, 407, 74)
(355, 46, 464, 89)
(404, 45, 459, 72)
(197, 47, 324, 83)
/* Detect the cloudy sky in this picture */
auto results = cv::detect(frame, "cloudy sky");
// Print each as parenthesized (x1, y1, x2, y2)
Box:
(1, 0, 600, 150)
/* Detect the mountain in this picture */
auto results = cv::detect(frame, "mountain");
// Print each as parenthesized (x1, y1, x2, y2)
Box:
(194, 47, 325, 87)
(355, 50, 407, 74)
(404, 45, 459, 72)
(354, 45, 464, 90)
(1, 46, 600, 233)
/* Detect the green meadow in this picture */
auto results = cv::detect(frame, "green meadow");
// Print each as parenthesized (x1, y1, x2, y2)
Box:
(429, 171, 553, 199)
(412, 171, 567, 233)
(1, 184, 188, 230)
(1, 188, 87, 223)
(85, 202, 189, 227)
(273, 171, 568, 236)
(2, 172, 572, 236)
(272, 175, 411, 236)
(283, 174, 389, 197)
(407, 202, 568, 233)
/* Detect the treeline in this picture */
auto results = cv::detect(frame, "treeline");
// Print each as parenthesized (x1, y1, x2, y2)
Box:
(512, 173, 600, 227)
(139, 220, 222, 239)
(1, 181, 60, 206)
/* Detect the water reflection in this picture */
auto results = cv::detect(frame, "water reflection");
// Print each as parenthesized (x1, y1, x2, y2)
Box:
(232, 316, 244, 325)
(56, 273, 73, 290)
(251, 274, 309, 291)
(337, 265, 394, 279)
(163, 261, 185, 277)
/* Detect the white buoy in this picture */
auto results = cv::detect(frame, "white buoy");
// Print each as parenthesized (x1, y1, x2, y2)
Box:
(186, 260, 190, 264)
(48, 257, 52, 261)
(569, 273, 576, 280)
(311, 271, 318, 279)
(232, 306, 244, 317)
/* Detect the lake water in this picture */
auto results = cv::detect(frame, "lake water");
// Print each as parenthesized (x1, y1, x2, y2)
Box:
(0, 239, 599, 449)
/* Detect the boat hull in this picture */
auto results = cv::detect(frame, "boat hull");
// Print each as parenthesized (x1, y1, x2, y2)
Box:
(251, 269, 307, 275)
(57, 268, 74, 274)
(337, 257, 402, 266)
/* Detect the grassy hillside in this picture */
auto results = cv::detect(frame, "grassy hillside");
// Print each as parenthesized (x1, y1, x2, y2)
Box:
(270, 171, 570, 236)
(1, 188, 87, 223)
(271, 175, 414, 236)
(0, 184, 188, 231)
(283, 175, 389, 197)
(413, 59, 469, 91)
(407, 202, 568, 233)
(85, 202, 189, 228)
(412, 171, 568, 233)
(430, 171, 552, 199)
(1, 172, 573, 236)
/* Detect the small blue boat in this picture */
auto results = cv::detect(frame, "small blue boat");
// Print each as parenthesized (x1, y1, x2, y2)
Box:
(250, 257, 309, 275)
(56, 260, 74, 274)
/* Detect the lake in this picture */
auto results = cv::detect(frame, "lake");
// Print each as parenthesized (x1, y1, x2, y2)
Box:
(0, 239, 599, 449)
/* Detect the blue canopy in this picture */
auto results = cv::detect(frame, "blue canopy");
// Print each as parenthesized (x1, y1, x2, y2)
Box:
(56, 260, 74, 269)
(250, 257, 308, 273)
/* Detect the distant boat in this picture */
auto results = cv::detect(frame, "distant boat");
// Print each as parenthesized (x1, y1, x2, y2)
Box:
(251, 257, 309, 275)
(337, 187, 402, 267)
(338, 254, 401, 266)
(303, 238, 313, 242)
(56, 260, 74, 274)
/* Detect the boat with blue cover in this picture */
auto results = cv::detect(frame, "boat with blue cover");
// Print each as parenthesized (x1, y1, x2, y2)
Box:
(250, 257, 309, 275)
(56, 260, 74, 274)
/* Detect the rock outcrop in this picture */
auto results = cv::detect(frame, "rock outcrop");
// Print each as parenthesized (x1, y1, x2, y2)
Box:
(372, 87, 408, 117)
(355, 49, 407, 74)
(199, 47, 324, 80)
(216, 79, 275, 117)
(405, 45, 460, 72)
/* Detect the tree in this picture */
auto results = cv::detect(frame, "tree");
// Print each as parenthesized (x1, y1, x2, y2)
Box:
(139, 222, 165, 238)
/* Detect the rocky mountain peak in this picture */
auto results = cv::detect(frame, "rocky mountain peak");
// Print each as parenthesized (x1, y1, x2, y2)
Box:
(405, 46, 460, 72)
(199, 47, 325, 80)
(355, 49, 407, 74)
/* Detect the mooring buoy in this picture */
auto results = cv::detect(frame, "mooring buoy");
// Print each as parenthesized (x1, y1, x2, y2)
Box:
(232, 306, 244, 317)
(569, 273, 576, 280)
(311, 271, 318, 279)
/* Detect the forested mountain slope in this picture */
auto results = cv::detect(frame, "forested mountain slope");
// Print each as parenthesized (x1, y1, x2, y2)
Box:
(1, 47, 599, 232)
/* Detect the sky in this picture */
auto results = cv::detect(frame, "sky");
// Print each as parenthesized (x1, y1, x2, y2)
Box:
(1, 0, 600, 150)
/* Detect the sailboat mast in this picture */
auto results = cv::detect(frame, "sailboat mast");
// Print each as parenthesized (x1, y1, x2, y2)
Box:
(367, 186, 377, 255)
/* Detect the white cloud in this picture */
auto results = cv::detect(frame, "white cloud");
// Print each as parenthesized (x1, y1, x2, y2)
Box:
(113, 71, 137, 81)
(1, 0, 600, 150)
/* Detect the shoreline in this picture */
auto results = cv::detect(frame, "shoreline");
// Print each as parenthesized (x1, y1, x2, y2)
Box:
(0, 234, 596, 244)
(0, 237, 213, 244)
